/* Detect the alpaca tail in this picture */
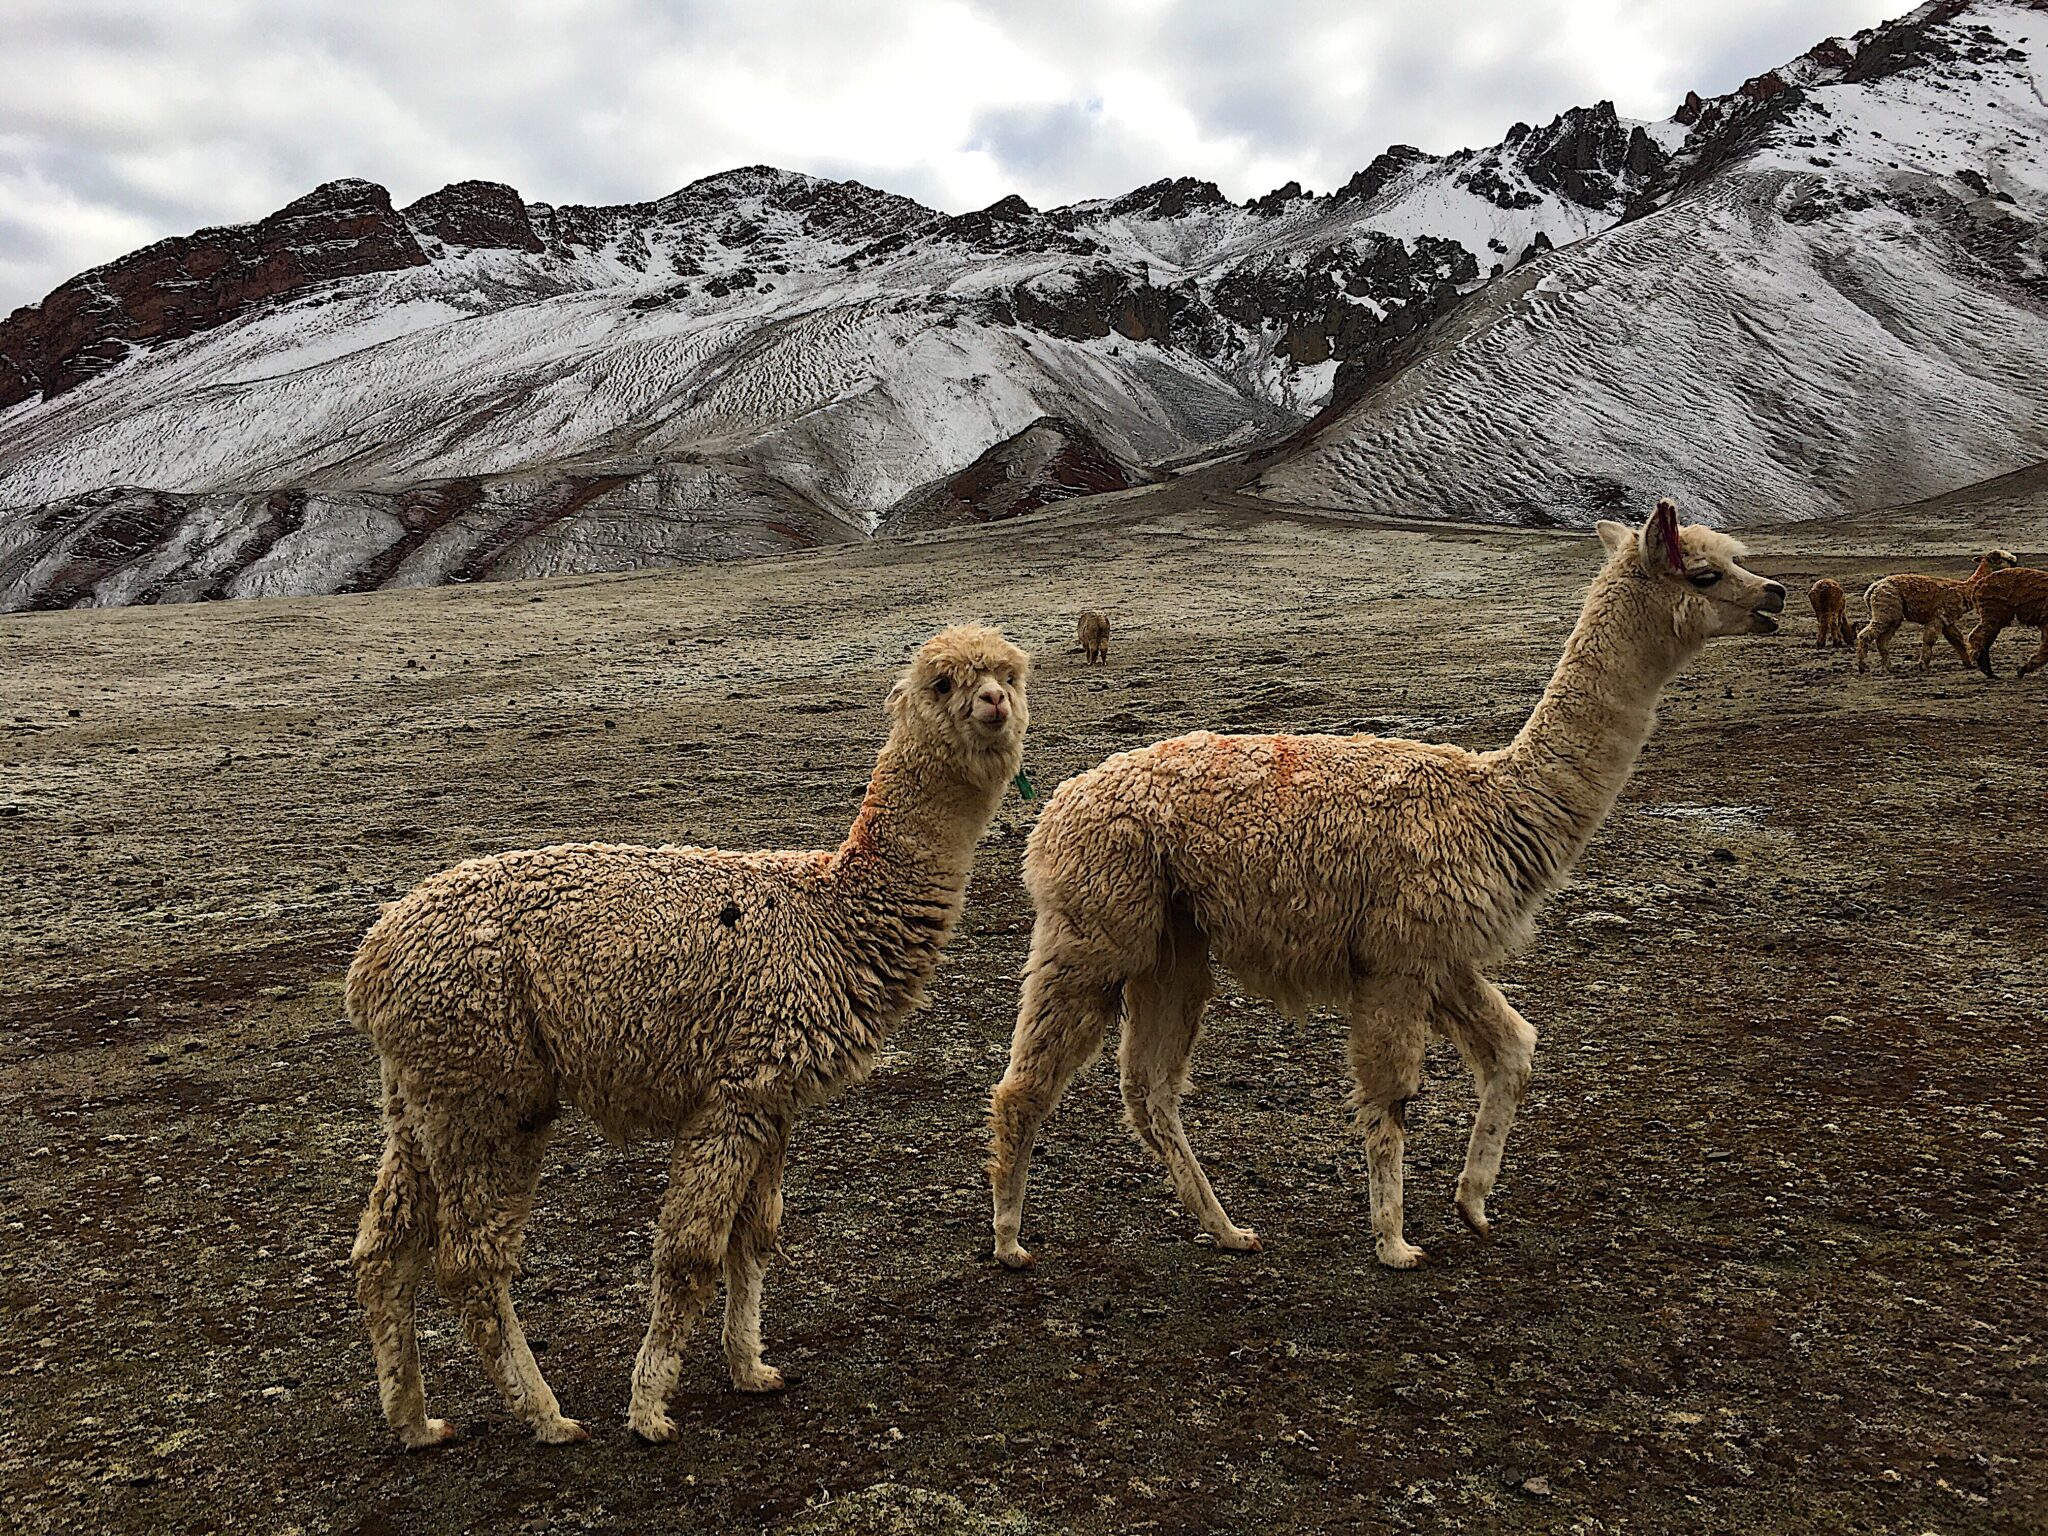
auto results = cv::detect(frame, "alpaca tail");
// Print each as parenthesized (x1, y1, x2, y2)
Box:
(344, 904, 401, 1038)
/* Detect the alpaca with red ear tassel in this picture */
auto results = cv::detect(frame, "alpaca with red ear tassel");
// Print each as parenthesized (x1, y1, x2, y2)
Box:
(988, 498, 1784, 1273)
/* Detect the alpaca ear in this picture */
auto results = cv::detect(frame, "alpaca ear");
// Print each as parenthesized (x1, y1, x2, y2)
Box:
(1639, 497, 1685, 575)
(1596, 520, 1632, 554)
(885, 677, 908, 717)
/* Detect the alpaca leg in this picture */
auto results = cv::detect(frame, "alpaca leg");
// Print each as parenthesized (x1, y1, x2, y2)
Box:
(352, 1071, 452, 1449)
(1940, 619, 1973, 668)
(989, 927, 1126, 1269)
(2011, 627, 2043, 677)
(1973, 616, 2007, 677)
(1433, 969, 1537, 1240)
(1917, 622, 1940, 671)
(428, 1110, 584, 1445)
(722, 1118, 791, 1393)
(628, 1100, 769, 1442)
(1348, 977, 1432, 1269)
(1119, 913, 1258, 1253)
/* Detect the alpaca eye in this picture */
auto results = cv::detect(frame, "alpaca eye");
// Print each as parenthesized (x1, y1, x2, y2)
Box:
(932, 677, 952, 696)
(1689, 570, 1723, 588)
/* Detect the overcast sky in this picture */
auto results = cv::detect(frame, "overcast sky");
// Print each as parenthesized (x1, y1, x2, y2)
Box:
(2, 0, 1905, 311)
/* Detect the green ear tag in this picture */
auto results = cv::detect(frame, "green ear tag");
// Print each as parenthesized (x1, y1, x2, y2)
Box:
(1012, 769, 1036, 800)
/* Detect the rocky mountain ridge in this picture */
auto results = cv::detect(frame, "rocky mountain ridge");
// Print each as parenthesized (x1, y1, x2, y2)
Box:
(3, 0, 2045, 610)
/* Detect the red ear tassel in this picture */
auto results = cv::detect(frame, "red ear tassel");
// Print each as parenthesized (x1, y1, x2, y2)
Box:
(1653, 498, 1684, 573)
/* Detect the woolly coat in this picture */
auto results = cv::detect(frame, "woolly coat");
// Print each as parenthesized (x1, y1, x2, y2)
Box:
(1864, 552, 2016, 629)
(348, 629, 1030, 1140)
(1020, 533, 1734, 1012)
(1972, 565, 2048, 629)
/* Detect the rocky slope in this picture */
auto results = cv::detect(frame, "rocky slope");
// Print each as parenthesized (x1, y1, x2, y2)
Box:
(2, 0, 2045, 609)
(1258, 0, 2048, 527)
(878, 418, 1149, 534)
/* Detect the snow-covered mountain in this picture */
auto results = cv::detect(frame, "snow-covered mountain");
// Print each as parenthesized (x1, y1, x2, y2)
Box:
(2, 0, 2044, 610)
(1259, 0, 2048, 526)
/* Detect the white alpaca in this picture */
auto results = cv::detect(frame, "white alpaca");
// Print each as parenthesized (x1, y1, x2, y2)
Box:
(988, 500, 1783, 1270)
(349, 626, 1028, 1448)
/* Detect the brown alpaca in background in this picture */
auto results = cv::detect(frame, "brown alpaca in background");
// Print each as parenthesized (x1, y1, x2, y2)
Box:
(1969, 565, 2048, 678)
(1856, 550, 2018, 674)
(1077, 610, 1111, 664)
(1808, 578, 1854, 648)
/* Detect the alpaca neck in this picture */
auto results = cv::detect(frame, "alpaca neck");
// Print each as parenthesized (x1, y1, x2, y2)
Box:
(1493, 557, 1693, 891)
(829, 735, 1005, 904)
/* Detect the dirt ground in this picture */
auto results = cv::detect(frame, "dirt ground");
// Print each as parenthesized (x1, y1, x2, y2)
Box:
(3, 483, 2044, 1534)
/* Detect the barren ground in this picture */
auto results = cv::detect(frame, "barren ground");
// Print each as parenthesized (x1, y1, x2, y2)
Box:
(3, 482, 2044, 1534)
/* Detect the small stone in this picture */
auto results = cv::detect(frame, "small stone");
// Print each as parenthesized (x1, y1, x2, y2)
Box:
(1521, 1476, 1553, 1497)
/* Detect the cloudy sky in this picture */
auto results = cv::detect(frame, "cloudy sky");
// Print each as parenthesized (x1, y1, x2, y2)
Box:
(3, 0, 1903, 310)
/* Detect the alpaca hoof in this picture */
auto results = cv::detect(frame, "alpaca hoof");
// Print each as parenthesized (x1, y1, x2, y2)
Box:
(995, 1242, 1036, 1270)
(1376, 1238, 1427, 1270)
(732, 1363, 786, 1394)
(629, 1410, 678, 1445)
(1215, 1226, 1262, 1253)
(1456, 1200, 1493, 1241)
(535, 1416, 589, 1445)
(399, 1417, 458, 1450)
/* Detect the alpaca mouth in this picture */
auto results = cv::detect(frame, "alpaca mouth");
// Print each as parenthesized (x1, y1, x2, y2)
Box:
(1751, 611, 1780, 635)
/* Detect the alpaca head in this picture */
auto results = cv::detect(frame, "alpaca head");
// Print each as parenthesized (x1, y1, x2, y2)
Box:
(1596, 498, 1786, 643)
(1982, 549, 2021, 573)
(887, 625, 1031, 786)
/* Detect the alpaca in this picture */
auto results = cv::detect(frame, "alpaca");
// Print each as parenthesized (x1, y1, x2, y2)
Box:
(1856, 551, 2018, 674)
(1077, 610, 1111, 665)
(1968, 564, 2048, 678)
(349, 626, 1029, 1449)
(1807, 577, 1854, 648)
(988, 499, 1783, 1272)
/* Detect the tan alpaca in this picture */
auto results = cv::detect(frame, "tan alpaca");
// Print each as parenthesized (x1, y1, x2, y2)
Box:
(1855, 551, 2018, 674)
(1077, 610, 1111, 664)
(1808, 578, 1854, 648)
(988, 500, 1783, 1272)
(349, 626, 1029, 1449)
(1968, 565, 2048, 679)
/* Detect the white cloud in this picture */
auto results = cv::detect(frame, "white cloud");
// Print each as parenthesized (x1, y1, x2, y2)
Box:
(0, 0, 1907, 309)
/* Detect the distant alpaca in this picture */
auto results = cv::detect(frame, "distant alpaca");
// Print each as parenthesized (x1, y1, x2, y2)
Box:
(350, 626, 1029, 1448)
(1808, 578, 1853, 648)
(1856, 551, 2018, 674)
(1077, 611, 1111, 664)
(989, 500, 1784, 1271)
(1968, 565, 2048, 679)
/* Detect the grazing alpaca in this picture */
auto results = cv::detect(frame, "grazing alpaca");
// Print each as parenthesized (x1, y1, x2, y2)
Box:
(1968, 565, 2048, 679)
(349, 626, 1029, 1448)
(1856, 551, 2018, 674)
(1077, 610, 1111, 665)
(1808, 578, 1854, 648)
(988, 500, 1783, 1272)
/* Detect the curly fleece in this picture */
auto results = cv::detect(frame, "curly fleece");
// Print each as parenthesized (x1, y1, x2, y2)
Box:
(348, 624, 1029, 1449)
(1969, 563, 2048, 677)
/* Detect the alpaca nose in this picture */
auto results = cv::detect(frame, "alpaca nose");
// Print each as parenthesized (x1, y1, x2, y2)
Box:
(1760, 582, 1786, 613)
(976, 684, 1009, 719)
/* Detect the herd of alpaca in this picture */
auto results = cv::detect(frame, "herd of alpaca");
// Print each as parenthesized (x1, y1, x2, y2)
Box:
(359, 494, 2009, 1453)
(1854, 550, 2016, 674)
(1811, 548, 2048, 677)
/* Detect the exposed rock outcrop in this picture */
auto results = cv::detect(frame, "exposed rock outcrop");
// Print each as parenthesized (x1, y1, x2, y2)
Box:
(0, 179, 428, 409)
